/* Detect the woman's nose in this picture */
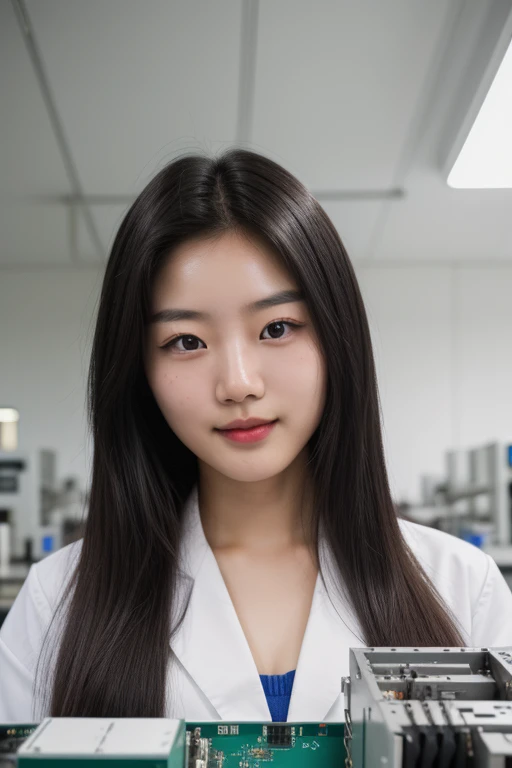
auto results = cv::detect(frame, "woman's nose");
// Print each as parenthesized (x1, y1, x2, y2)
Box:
(215, 341, 265, 403)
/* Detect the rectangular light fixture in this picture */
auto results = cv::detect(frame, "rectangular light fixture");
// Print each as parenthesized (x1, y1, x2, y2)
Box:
(447, 34, 512, 188)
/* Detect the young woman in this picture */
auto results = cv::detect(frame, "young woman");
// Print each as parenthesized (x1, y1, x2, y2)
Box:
(1, 150, 511, 724)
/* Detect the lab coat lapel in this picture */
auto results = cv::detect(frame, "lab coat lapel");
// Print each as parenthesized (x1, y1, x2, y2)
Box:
(171, 485, 272, 721)
(286, 535, 364, 721)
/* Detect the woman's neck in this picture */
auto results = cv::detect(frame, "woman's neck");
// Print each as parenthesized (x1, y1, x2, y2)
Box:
(197, 455, 315, 553)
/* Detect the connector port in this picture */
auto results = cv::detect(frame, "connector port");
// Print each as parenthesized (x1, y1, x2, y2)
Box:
(266, 725, 292, 747)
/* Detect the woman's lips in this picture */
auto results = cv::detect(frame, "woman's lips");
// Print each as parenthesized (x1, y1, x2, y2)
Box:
(216, 419, 278, 443)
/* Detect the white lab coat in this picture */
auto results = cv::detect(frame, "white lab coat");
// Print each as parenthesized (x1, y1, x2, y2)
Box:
(1, 483, 512, 724)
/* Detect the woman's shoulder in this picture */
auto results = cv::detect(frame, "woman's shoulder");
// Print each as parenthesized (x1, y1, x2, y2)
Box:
(0, 539, 83, 704)
(396, 517, 512, 646)
(397, 517, 489, 568)
(28, 538, 83, 617)
(397, 516, 492, 591)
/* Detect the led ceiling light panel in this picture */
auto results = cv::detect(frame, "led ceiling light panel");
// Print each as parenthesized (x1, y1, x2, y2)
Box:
(448, 36, 512, 188)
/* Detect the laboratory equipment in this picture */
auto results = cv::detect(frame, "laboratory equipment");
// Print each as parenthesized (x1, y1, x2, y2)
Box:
(0, 448, 59, 560)
(444, 441, 512, 546)
(5, 646, 512, 767)
(0, 509, 10, 573)
(404, 441, 512, 579)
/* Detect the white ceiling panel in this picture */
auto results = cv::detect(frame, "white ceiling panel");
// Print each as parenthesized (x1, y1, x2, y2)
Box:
(0, 2, 70, 198)
(499, 219, 512, 260)
(91, 204, 131, 255)
(320, 199, 385, 261)
(74, 206, 100, 263)
(2, 0, 511, 268)
(0, 202, 71, 265)
(26, 0, 243, 195)
(76, 204, 130, 261)
(373, 167, 512, 261)
(252, 0, 452, 191)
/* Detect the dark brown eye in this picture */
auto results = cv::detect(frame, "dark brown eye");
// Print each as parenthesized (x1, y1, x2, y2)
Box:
(266, 322, 286, 339)
(181, 336, 201, 351)
(261, 321, 301, 340)
(162, 334, 205, 352)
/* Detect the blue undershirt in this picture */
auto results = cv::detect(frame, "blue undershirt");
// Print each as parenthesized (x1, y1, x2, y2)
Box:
(259, 669, 296, 722)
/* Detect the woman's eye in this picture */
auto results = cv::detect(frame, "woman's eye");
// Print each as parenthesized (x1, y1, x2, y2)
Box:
(162, 335, 205, 353)
(162, 320, 302, 354)
(260, 320, 299, 340)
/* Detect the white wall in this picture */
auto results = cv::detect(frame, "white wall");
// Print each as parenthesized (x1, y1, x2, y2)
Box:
(0, 267, 102, 491)
(356, 264, 512, 503)
(1, 264, 511, 506)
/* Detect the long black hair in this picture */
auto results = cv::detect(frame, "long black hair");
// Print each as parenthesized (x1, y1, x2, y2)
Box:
(42, 149, 464, 717)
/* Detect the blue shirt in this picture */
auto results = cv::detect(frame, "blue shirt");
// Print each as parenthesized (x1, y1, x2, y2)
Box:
(259, 669, 296, 722)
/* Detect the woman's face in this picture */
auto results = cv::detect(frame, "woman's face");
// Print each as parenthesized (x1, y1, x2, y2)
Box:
(144, 230, 327, 483)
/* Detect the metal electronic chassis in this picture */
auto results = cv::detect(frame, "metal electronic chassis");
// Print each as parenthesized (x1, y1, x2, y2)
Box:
(344, 646, 512, 768)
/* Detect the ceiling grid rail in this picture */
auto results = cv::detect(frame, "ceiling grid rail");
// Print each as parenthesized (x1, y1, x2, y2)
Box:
(236, 0, 260, 147)
(363, 0, 469, 261)
(11, 0, 105, 264)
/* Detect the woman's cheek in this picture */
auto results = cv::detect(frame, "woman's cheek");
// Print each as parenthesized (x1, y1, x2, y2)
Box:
(275, 351, 323, 394)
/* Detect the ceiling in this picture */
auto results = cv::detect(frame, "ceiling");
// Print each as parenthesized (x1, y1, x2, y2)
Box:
(1, 0, 512, 268)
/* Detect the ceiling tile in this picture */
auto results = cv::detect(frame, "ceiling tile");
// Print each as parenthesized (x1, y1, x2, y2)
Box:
(26, 0, 243, 195)
(320, 199, 385, 261)
(76, 204, 130, 261)
(0, 202, 72, 265)
(0, 1, 70, 199)
(252, 0, 452, 190)
(373, 167, 512, 261)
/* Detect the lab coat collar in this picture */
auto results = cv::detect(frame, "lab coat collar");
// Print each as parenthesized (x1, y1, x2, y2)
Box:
(171, 484, 364, 722)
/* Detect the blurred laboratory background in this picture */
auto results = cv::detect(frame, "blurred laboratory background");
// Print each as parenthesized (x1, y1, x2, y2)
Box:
(1, 0, 512, 624)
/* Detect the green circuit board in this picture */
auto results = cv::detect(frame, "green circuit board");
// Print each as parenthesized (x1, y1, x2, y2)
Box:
(186, 722, 345, 767)
(0, 724, 38, 754)
(1, 721, 346, 767)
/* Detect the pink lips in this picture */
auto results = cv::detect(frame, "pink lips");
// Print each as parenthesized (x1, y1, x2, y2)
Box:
(217, 420, 278, 443)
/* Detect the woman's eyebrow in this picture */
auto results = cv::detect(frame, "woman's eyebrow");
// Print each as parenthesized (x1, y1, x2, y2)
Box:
(149, 289, 304, 324)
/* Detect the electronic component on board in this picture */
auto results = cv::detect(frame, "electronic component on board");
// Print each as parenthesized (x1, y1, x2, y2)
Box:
(0, 725, 38, 757)
(185, 726, 209, 768)
(185, 722, 344, 766)
(265, 724, 292, 747)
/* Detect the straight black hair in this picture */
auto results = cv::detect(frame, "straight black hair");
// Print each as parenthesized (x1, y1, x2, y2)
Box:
(42, 149, 464, 716)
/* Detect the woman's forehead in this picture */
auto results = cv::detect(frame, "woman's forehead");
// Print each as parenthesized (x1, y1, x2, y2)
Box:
(153, 231, 297, 305)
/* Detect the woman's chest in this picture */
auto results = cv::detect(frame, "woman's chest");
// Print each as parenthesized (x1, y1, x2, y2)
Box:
(212, 546, 318, 676)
